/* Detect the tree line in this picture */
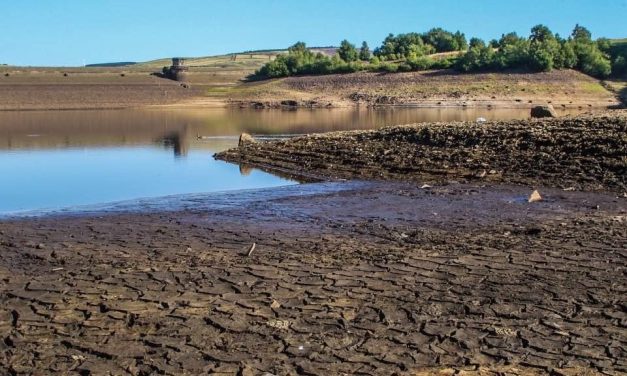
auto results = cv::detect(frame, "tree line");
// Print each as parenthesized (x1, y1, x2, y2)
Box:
(253, 25, 625, 79)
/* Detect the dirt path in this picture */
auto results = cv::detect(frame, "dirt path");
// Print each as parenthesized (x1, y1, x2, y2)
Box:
(1, 182, 626, 375)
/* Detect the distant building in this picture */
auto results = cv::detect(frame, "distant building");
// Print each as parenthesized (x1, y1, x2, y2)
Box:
(168, 58, 189, 81)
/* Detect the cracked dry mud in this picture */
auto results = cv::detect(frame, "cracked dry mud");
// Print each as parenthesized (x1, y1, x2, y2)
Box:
(1, 182, 626, 375)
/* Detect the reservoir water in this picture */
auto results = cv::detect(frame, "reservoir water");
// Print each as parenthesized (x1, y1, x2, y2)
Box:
(0, 107, 584, 214)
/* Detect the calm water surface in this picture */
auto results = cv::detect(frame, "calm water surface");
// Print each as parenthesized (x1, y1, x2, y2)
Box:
(0, 107, 584, 214)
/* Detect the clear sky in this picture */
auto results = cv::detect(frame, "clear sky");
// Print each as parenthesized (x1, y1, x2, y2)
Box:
(2, 0, 626, 66)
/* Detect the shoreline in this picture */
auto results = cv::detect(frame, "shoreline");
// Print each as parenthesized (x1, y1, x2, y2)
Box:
(0, 100, 619, 112)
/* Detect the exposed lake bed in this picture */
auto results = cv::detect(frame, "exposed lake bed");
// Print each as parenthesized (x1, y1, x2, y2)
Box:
(1, 180, 625, 375)
(1, 108, 626, 374)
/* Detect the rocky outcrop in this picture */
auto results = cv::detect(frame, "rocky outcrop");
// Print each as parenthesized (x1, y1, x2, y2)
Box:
(216, 111, 627, 192)
(230, 100, 333, 109)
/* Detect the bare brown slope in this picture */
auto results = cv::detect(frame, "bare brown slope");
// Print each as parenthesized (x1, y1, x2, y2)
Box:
(0, 65, 623, 110)
(230, 69, 622, 109)
(216, 111, 627, 192)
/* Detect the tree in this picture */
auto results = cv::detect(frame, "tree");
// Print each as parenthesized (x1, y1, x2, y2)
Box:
(596, 38, 612, 54)
(338, 40, 358, 62)
(575, 41, 611, 77)
(530, 24, 554, 43)
(288, 42, 309, 54)
(498, 32, 522, 48)
(458, 42, 494, 71)
(469, 37, 485, 49)
(572, 24, 592, 42)
(359, 41, 371, 61)
(555, 40, 577, 69)
(492, 37, 529, 69)
(423, 28, 463, 52)
(453, 31, 468, 50)
(528, 25, 560, 71)
(374, 33, 430, 60)
(529, 45, 554, 71)
(569, 25, 611, 77)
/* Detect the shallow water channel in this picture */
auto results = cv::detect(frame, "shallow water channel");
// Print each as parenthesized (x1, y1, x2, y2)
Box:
(0, 106, 584, 214)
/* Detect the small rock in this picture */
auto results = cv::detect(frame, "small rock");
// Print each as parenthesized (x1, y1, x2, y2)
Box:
(238, 133, 256, 147)
(528, 190, 542, 203)
(266, 319, 290, 330)
(270, 300, 281, 309)
(36, 243, 46, 249)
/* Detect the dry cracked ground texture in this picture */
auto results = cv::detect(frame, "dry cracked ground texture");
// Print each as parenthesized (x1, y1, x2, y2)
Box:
(0, 183, 626, 375)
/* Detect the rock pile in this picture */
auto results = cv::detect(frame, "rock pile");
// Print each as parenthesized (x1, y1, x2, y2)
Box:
(217, 111, 627, 192)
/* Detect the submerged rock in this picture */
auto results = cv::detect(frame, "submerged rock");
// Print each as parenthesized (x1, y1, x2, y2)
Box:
(530, 105, 557, 118)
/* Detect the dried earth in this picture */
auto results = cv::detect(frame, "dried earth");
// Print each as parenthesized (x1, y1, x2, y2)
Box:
(1, 182, 626, 375)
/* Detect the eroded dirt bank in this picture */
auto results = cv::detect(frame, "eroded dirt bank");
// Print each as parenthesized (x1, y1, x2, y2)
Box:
(1, 182, 626, 375)
(227, 70, 623, 110)
(0, 68, 622, 111)
(216, 111, 627, 193)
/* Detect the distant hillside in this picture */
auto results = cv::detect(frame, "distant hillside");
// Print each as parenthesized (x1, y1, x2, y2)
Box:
(133, 47, 338, 70)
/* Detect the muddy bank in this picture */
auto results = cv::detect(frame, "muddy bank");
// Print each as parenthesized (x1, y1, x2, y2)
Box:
(1, 181, 626, 375)
(216, 111, 627, 193)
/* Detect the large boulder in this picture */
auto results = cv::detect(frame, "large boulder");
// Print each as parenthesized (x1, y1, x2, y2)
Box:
(530, 105, 557, 118)
(238, 133, 256, 147)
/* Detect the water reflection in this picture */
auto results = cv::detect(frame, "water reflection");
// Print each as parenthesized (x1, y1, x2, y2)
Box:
(0, 107, 589, 214)
(0, 107, 586, 154)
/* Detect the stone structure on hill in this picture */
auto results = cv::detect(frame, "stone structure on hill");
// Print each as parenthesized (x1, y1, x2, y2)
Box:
(167, 58, 189, 82)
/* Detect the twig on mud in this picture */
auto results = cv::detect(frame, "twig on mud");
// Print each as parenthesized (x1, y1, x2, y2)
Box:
(246, 243, 256, 256)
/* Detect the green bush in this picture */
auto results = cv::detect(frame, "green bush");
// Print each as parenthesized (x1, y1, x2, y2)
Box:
(338, 40, 358, 62)
(359, 42, 371, 61)
(254, 24, 615, 79)
(408, 56, 433, 70)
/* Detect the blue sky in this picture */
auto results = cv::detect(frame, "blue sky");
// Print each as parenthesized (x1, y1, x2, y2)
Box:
(2, 0, 626, 66)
